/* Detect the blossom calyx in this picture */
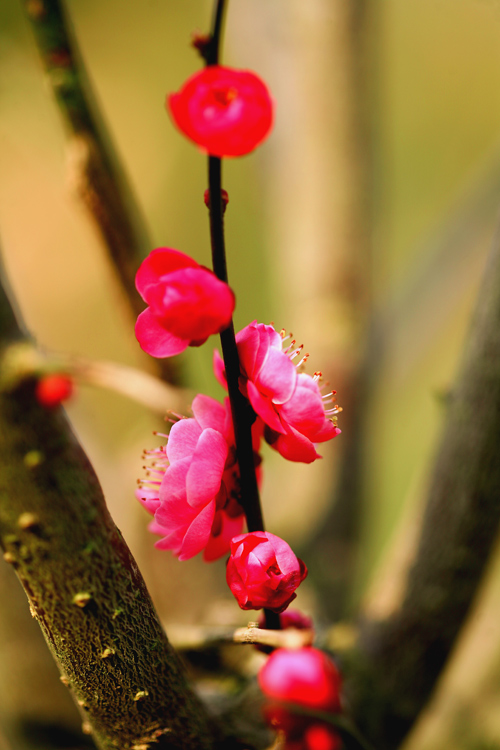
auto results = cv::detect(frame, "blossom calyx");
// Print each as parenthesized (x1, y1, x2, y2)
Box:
(226, 531, 307, 612)
(135, 248, 235, 358)
(167, 66, 274, 158)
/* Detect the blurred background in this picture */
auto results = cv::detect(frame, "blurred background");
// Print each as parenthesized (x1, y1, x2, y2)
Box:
(1, 1, 500, 748)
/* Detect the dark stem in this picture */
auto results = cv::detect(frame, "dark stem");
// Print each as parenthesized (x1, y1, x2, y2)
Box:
(205, 3, 279, 632)
(206, 0, 228, 66)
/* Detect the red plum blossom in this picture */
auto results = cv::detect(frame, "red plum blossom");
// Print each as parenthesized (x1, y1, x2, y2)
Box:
(167, 66, 274, 157)
(135, 247, 235, 358)
(214, 321, 341, 463)
(226, 531, 307, 612)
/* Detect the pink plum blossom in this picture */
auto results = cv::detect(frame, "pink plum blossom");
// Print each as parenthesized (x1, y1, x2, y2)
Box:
(136, 395, 262, 562)
(167, 66, 274, 158)
(226, 531, 307, 612)
(135, 247, 235, 358)
(214, 322, 341, 463)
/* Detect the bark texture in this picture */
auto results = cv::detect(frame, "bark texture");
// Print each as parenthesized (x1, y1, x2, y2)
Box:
(0, 277, 216, 750)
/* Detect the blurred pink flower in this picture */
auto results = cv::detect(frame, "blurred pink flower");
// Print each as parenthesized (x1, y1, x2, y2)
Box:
(167, 66, 274, 158)
(214, 322, 341, 462)
(135, 247, 235, 358)
(136, 395, 262, 562)
(259, 647, 343, 750)
(226, 531, 307, 612)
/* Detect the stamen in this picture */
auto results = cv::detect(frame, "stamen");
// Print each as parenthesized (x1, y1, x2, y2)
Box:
(288, 344, 304, 361)
(283, 338, 296, 354)
(295, 353, 309, 369)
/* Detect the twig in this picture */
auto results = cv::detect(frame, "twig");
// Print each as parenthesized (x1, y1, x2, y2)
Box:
(346, 215, 500, 748)
(0, 343, 189, 415)
(232, 626, 314, 650)
(23, 0, 178, 385)
(203, 0, 279, 631)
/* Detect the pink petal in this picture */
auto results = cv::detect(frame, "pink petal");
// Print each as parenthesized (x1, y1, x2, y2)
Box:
(149, 267, 234, 341)
(135, 308, 189, 358)
(267, 533, 302, 576)
(166, 419, 202, 463)
(178, 501, 216, 561)
(279, 378, 327, 435)
(186, 428, 228, 508)
(191, 394, 227, 434)
(247, 381, 284, 434)
(236, 322, 261, 377)
(273, 426, 321, 464)
(213, 349, 227, 388)
(135, 487, 161, 515)
(203, 512, 245, 562)
(135, 248, 198, 299)
(157, 459, 190, 512)
(256, 345, 296, 403)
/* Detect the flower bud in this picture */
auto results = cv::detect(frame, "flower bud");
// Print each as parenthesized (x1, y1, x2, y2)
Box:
(226, 531, 307, 612)
(167, 66, 274, 158)
(258, 647, 342, 713)
(35, 374, 74, 408)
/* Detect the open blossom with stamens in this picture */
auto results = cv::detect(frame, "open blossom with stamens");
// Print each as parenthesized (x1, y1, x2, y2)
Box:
(136, 394, 262, 562)
(214, 321, 341, 463)
(135, 247, 235, 358)
(167, 66, 274, 158)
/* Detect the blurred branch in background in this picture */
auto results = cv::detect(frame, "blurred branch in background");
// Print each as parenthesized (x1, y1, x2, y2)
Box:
(233, 0, 373, 621)
(22, 0, 178, 385)
(345, 213, 500, 749)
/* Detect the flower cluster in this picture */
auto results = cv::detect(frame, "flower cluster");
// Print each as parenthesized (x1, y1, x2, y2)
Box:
(132, 40, 346, 750)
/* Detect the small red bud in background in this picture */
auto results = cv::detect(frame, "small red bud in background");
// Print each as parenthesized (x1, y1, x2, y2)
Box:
(35, 374, 74, 408)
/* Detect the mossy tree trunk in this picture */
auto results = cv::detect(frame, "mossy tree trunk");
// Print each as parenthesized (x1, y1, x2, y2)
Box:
(0, 273, 217, 750)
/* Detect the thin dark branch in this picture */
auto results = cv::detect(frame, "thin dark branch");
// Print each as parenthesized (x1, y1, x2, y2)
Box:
(204, 1, 279, 632)
(206, 0, 228, 66)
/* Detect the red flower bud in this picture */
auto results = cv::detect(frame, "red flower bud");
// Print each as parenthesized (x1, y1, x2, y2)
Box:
(226, 531, 307, 613)
(35, 374, 74, 408)
(258, 647, 342, 714)
(135, 248, 235, 358)
(167, 66, 274, 158)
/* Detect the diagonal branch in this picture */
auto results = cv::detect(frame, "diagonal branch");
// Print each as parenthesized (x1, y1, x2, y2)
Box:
(0, 265, 216, 750)
(345, 218, 500, 749)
